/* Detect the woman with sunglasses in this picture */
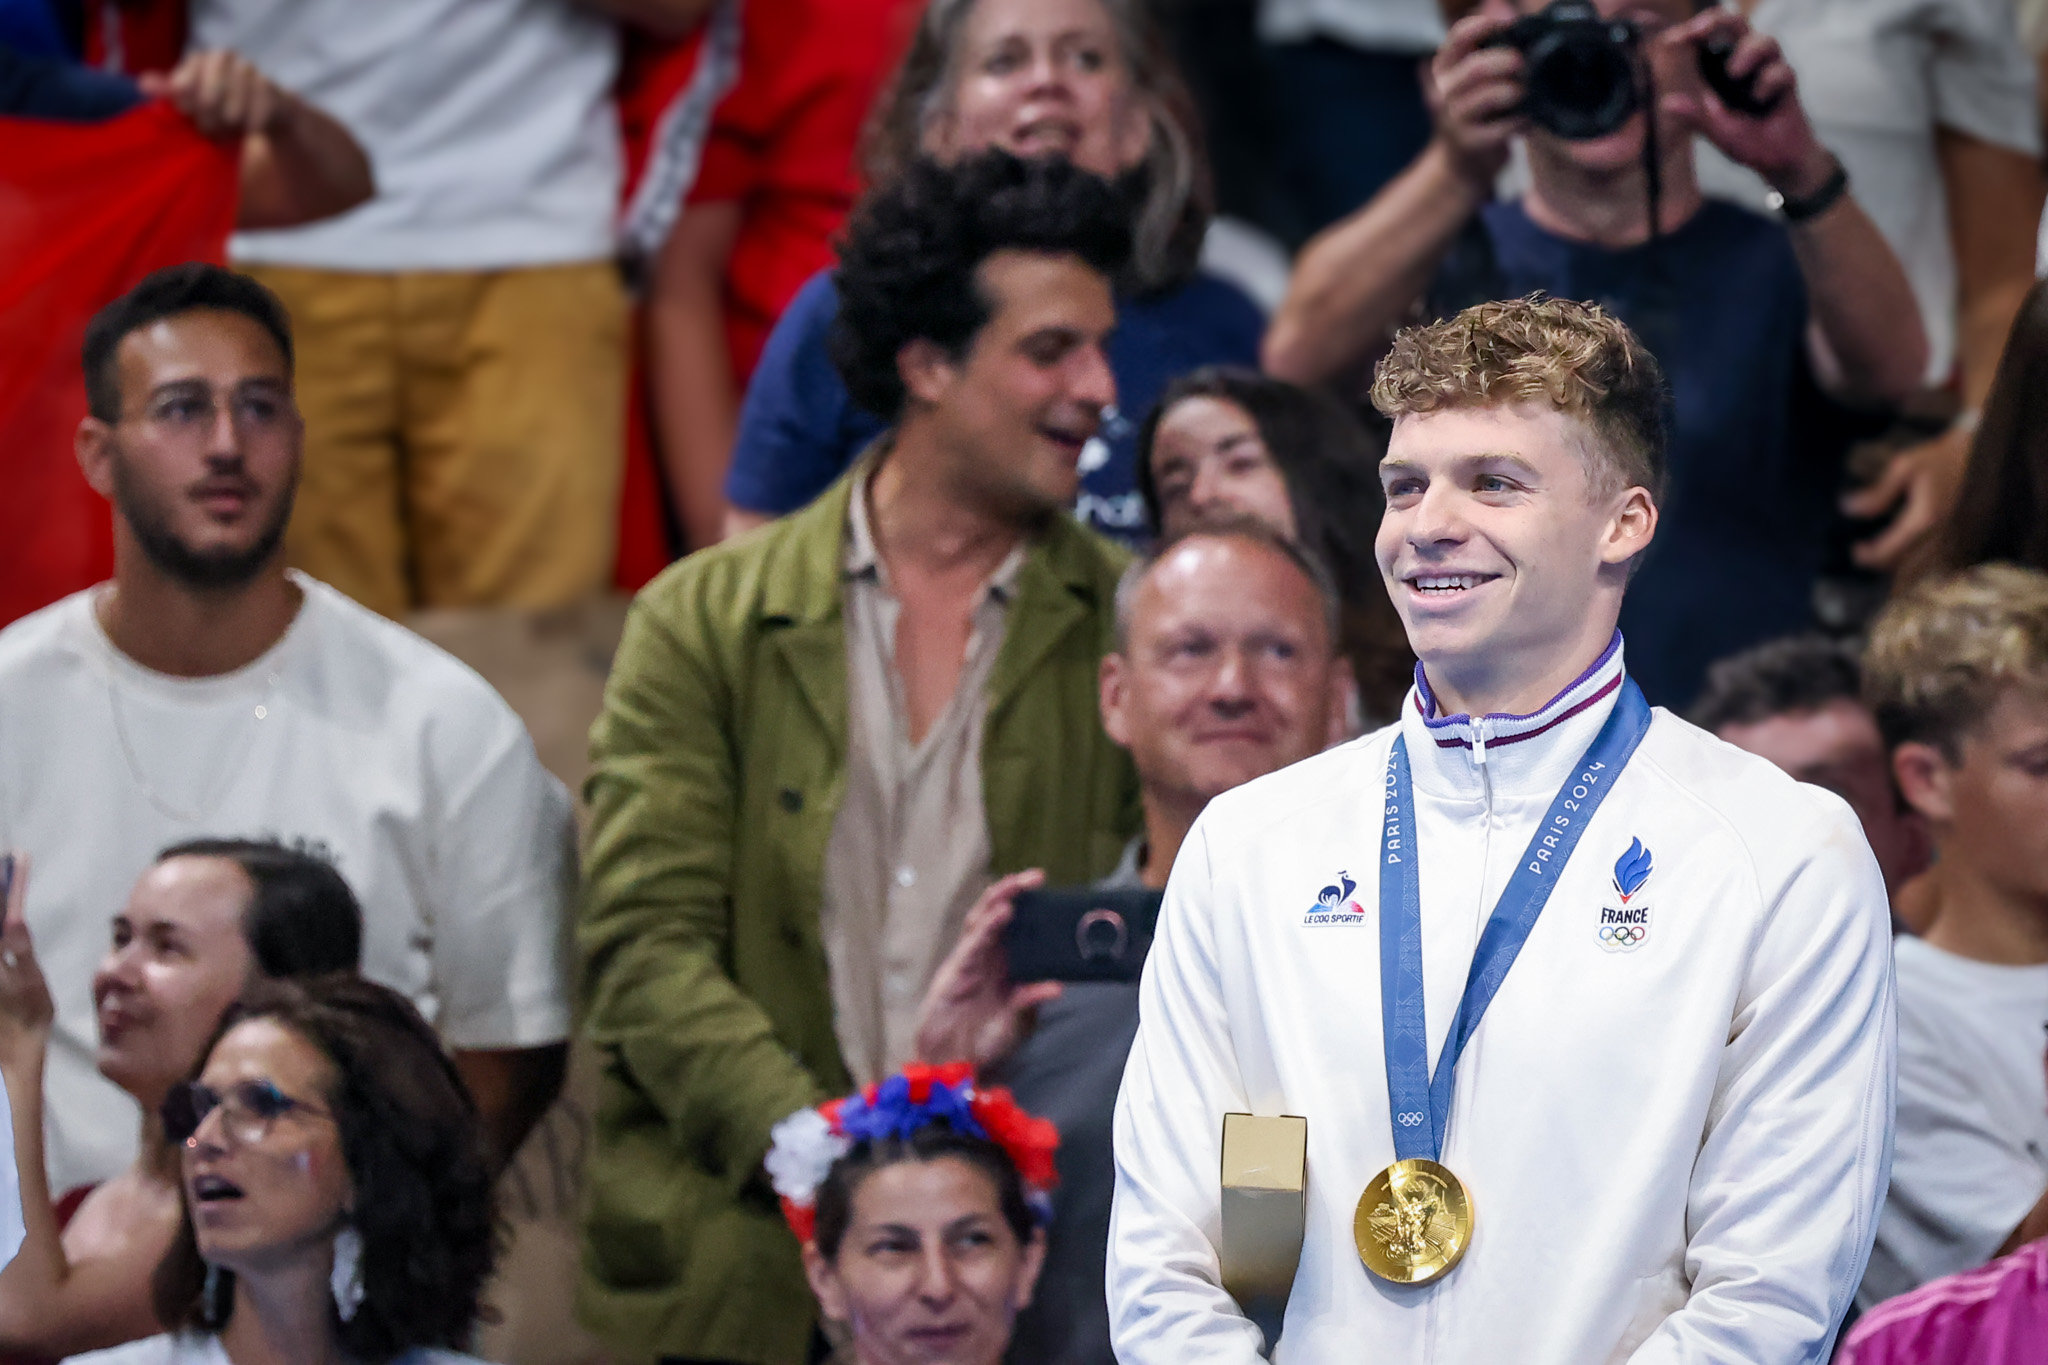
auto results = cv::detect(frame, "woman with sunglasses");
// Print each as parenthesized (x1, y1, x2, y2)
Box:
(65, 974, 495, 1365)
(0, 843, 361, 1361)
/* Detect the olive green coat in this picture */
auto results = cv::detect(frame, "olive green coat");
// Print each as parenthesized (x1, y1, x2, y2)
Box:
(574, 467, 1141, 1363)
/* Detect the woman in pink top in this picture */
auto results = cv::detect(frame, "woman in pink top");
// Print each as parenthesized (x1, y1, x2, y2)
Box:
(1839, 1239, 2048, 1365)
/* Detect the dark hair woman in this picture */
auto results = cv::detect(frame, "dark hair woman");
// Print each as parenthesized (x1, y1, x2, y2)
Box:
(1930, 278, 2048, 577)
(1137, 366, 1412, 725)
(721, 0, 1265, 545)
(0, 843, 361, 1361)
(769, 1063, 1054, 1365)
(64, 975, 495, 1365)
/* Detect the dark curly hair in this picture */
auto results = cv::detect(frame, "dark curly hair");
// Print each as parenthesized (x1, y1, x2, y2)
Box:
(153, 975, 498, 1363)
(830, 149, 1132, 421)
(811, 1120, 1035, 1262)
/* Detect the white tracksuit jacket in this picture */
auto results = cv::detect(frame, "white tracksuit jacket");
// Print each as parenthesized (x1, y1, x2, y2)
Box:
(1108, 643, 1896, 1365)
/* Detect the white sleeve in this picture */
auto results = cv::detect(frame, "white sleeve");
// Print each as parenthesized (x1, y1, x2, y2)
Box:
(425, 707, 577, 1050)
(1865, 1000, 2046, 1297)
(1627, 800, 1896, 1365)
(1929, 0, 2043, 155)
(1107, 820, 1267, 1364)
(0, 1071, 21, 1274)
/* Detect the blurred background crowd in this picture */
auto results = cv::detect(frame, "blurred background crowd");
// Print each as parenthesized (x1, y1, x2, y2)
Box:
(2, 0, 2047, 1362)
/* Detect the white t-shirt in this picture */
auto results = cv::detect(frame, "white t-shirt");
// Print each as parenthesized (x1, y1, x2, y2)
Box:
(0, 1072, 23, 1274)
(1257, 0, 1446, 52)
(190, 0, 621, 271)
(0, 574, 576, 1194)
(1694, 0, 2042, 384)
(1859, 934, 2048, 1308)
(66, 1334, 486, 1365)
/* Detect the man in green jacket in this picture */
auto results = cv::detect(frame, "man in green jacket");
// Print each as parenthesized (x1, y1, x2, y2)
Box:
(576, 151, 1144, 1365)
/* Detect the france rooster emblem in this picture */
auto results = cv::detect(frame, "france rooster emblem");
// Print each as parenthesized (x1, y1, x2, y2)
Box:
(1598, 838, 1654, 952)
(1304, 871, 1367, 926)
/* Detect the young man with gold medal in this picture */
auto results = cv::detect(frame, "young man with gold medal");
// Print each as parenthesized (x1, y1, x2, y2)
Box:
(1106, 297, 1896, 1363)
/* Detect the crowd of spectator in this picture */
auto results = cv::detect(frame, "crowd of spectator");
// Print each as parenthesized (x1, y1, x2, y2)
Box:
(4, 0, 2048, 1362)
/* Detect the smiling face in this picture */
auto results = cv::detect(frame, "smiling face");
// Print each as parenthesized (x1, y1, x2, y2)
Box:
(94, 856, 257, 1112)
(933, 0, 1152, 179)
(1147, 396, 1298, 540)
(77, 309, 301, 590)
(1103, 534, 1341, 819)
(1376, 403, 1655, 713)
(806, 1155, 1045, 1365)
(905, 249, 1119, 520)
(181, 1017, 351, 1278)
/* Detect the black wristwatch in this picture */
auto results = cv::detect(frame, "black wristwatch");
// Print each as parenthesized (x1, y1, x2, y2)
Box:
(1765, 157, 1851, 225)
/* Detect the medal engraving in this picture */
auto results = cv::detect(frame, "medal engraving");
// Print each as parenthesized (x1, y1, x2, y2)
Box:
(1354, 1158, 1472, 1285)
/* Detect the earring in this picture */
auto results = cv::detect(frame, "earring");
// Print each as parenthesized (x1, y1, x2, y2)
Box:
(201, 1262, 232, 1329)
(330, 1225, 365, 1323)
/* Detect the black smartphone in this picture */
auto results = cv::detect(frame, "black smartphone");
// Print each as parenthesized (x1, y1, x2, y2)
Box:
(1005, 886, 1164, 984)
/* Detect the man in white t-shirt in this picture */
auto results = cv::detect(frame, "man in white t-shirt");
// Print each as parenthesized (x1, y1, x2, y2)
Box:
(176, 0, 707, 619)
(1858, 564, 2048, 1309)
(0, 264, 576, 1195)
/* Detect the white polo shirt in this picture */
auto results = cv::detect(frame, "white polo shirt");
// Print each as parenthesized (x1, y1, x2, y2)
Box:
(190, 0, 621, 271)
(0, 574, 576, 1193)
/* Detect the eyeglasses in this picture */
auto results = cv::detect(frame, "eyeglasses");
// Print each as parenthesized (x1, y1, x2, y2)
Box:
(161, 1078, 333, 1147)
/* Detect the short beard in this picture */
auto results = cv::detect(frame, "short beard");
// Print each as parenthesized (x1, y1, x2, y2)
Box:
(111, 452, 292, 592)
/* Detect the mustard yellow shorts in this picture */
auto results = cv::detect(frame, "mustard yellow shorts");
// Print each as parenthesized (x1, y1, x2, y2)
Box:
(243, 261, 628, 617)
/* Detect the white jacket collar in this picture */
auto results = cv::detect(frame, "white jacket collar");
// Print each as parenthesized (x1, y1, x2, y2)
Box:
(1401, 633, 1628, 800)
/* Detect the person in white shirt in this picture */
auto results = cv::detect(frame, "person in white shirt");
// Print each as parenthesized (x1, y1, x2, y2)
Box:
(1857, 563, 2048, 1308)
(1108, 294, 1896, 1364)
(0, 263, 575, 1198)
(177, 0, 708, 618)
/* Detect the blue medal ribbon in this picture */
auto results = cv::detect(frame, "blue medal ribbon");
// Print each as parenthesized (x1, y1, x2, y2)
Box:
(1379, 678, 1652, 1162)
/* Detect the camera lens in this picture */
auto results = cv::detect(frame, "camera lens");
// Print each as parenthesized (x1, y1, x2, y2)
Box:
(1522, 21, 1639, 140)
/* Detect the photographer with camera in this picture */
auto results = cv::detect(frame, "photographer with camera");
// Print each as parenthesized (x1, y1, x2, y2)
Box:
(1266, 0, 1926, 707)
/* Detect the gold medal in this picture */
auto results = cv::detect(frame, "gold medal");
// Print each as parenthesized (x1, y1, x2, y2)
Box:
(1354, 1158, 1473, 1285)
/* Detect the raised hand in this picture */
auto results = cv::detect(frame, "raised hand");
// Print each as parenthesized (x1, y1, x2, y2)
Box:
(912, 869, 1062, 1074)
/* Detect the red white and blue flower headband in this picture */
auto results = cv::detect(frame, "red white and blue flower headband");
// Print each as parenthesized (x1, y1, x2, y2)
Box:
(765, 1062, 1060, 1243)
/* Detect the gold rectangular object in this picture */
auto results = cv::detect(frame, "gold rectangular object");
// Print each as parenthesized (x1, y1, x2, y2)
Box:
(1220, 1112, 1307, 1304)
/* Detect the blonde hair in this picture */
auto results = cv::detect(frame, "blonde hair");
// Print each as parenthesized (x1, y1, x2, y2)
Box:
(1371, 294, 1668, 500)
(861, 0, 1211, 295)
(1864, 562, 2048, 758)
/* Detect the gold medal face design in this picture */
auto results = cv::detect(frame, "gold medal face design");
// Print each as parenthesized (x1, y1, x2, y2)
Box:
(1354, 1158, 1473, 1285)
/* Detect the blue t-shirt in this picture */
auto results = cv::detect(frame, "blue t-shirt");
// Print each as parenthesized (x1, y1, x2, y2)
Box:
(1434, 198, 1838, 707)
(724, 267, 1267, 544)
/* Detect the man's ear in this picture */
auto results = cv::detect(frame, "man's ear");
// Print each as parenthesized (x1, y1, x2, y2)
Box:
(1891, 742, 1956, 824)
(76, 417, 118, 501)
(1100, 652, 1133, 750)
(899, 338, 961, 410)
(1600, 486, 1658, 568)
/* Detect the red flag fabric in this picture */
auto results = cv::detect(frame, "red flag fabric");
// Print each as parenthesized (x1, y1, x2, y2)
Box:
(0, 102, 239, 627)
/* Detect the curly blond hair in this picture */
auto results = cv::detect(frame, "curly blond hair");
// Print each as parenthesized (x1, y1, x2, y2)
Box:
(1864, 562, 2048, 758)
(1371, 294, 1668, 500)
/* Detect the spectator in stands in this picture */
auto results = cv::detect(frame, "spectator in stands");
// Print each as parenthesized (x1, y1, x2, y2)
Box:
(0, 842, 360, 1360)
(67, 975, 497, 1365)
(722, 0, 1266, 545)
(1934, 279, 2048, 578)
(1136, 366, 1410, 724)
(1858, 564, 2048, 1309)
(768, 1065, 1053, 1365)
(1256, 0, 1447, 245)
(0, 45, 370, 228)
(634, 0, 922, 551)
(911, 519, 1346, 1365)
(1266, 0, 1927, 705)
(1839, 1228, 2048, 1365)
(1698, 0, 2046, 577)
(0, 264, 576, 1202)
(169, 0, 704, 618)
(577, 152, 1141, 1365)
(1691, 634, 1931, 913)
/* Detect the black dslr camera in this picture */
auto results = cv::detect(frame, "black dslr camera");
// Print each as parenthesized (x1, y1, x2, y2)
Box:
(1483, 0, 1780, 141)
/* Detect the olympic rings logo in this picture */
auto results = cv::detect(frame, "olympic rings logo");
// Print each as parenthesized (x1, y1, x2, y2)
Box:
(1598, 924, 1648, 947)
(1396, 1112, 1425, 1127)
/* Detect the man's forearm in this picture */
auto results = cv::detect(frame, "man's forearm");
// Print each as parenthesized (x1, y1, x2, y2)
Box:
(238, 88, 374, 229)
(1264, 140, 1486, 385)
(453, 1042, 568, 1173)
(1778, 151, 1928, 406)
(1940, 129, 2047, 409)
